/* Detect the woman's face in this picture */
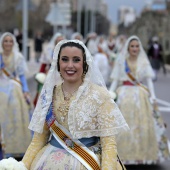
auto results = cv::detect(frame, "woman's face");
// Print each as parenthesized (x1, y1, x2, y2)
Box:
(128, 40, 140, 57)
(59, 46, 84, 84)
(2, 35, 14, 52)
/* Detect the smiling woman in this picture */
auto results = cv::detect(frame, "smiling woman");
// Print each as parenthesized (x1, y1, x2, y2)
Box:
(0, 40, 130, 170)
(0, 32, 32, 159)
(58, 44, 84, 87)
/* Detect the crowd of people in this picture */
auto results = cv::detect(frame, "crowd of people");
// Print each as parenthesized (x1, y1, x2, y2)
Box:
(0, 30, 169, 170)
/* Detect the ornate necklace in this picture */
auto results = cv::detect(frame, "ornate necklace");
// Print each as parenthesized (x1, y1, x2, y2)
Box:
(127, 58, 137, 76)
(57, 85, 78, 122)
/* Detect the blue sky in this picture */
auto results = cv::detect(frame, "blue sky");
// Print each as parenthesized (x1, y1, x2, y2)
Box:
(105, 0, 147, 24)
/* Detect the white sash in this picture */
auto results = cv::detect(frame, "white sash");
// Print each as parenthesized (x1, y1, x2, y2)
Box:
(50, 120, 100, 170)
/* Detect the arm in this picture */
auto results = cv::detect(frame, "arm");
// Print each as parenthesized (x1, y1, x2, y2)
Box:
(109, 79, 118, 92)
(22, 124, 50, 169)
(146, 77, 156, 103)
(19, 74, 29, 92)
(101, 136, 117, 169)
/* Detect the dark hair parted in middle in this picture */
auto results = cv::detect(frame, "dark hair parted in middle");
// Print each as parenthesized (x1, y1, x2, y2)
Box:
(57, 41, 89, 74)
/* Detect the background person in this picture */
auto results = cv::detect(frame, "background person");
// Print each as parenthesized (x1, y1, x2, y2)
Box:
(34, 31, 44, 63)
(109, 35, 170, 164)
(148, 36, 166, 81)
(33, 32, 65, 107)
(0, 32, 32, 159)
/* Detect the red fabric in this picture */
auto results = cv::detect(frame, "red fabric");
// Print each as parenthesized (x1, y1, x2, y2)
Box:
(33, 92, 39, 107)
(39, 63, 47, 73)
(123, 81, 134, 86)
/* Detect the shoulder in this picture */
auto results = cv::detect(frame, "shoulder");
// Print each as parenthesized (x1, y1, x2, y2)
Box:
(15, 52, 24, 60)
(90, 84, 111, 100)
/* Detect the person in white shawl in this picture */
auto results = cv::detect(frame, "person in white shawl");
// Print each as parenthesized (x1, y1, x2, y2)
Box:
(0, 39, 129, 170)
(94, 36, 111, 86)
(109, 35, 170, 164)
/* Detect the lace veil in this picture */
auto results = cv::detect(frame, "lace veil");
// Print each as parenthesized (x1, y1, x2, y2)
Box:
(110, 35, 154, 81)
(29, 39, 129, 138)
(0, 32, 28, 73)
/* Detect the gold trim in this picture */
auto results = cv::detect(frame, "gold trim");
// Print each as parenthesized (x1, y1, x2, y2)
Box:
(51, 123, 100, 170)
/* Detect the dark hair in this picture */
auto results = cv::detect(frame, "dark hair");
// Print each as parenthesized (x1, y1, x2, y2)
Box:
(128, 38, 139, 50)
(57, 41, 88, 74)
(129, 38, 138, 44)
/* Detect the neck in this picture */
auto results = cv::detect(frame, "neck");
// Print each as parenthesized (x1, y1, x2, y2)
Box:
(3, 50, 11, 57)
(62, 80, 83, 94)
(128, 55, 137, 62)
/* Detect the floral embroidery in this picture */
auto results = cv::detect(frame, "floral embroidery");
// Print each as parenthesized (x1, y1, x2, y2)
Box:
(50, 149, 66, 164)
(41, 89, 47, 109)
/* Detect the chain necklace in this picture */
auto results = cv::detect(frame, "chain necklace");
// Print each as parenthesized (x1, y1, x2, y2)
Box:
(57, 84, 79, 122)
(127, 58, 137, 76)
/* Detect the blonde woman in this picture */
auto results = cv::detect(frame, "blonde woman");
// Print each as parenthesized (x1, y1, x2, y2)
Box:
(0, 32, 32, 159)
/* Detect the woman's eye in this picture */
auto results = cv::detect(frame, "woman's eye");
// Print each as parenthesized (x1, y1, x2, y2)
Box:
(61, 57, 68, 62)
(73, 58, 81, 62)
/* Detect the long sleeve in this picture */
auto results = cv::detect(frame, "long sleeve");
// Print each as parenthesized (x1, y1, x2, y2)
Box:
(109, 79, 118, 92)
(100, 136, 117, 170)
(146, 77, 156, 99)
(22, 125, 50, 169)
(19, 74, 29, 92)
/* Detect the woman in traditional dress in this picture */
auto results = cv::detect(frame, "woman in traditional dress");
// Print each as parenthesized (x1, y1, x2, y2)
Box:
(0, 32, 32, 158)
(33, 32, 65, 106)
(0, 39, 129, 169)
(109, 35, 170, 164)
(71, 32, 84, 41)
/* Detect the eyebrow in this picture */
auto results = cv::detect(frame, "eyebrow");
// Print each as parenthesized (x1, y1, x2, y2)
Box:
(61, 56, 81, 58)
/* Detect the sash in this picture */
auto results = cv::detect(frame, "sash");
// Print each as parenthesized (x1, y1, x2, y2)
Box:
(0, 54, 21, 86)
(2, 68, 21, 86)
(45, 103, 101, 170)
(125, 61, 150, 94)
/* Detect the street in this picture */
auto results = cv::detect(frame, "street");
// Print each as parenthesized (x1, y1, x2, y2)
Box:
(27, 62, 170, 170)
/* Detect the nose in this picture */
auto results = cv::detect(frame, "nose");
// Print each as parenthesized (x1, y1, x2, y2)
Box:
(68, 60, 73, 67)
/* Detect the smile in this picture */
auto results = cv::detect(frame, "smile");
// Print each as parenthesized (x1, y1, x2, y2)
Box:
(66, 70, 76, 74)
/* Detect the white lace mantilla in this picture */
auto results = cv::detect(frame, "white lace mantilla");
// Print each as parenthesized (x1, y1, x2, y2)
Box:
(68, 83, 129, 139)
(28, 39, 129, 136)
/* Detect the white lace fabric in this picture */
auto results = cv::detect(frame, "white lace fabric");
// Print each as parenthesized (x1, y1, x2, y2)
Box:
(110, 35, 154, 82)
(68, 83, 128, 138)
(29, 39, 129, 137)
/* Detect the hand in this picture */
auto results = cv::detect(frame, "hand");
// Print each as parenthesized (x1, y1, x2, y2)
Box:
(149, 96, 157, 104)
(24, 92, 31, 105)
(109, 91, 117, 101)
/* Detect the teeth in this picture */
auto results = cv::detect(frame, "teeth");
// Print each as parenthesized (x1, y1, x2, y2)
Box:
(66, 71, 75, 74)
